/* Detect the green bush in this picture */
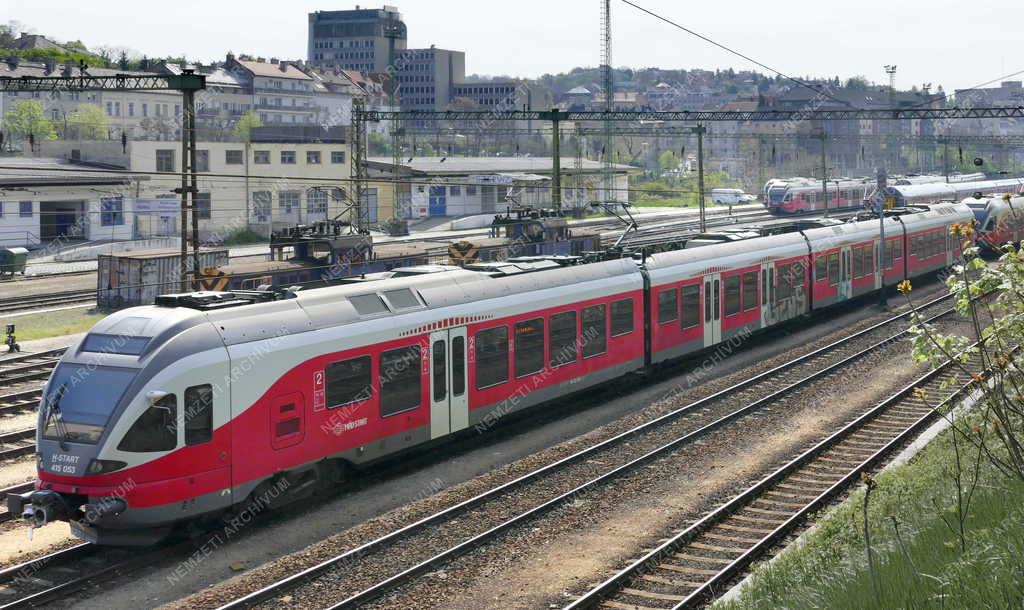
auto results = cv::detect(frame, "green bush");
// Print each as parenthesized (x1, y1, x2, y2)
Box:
(221, 228, 268, 246)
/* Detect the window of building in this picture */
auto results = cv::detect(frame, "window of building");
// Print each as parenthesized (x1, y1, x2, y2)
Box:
(142, 103, 148, 117)
(100, 197, 124, 226)
(331, 150, 346, 164)
(190, 149, 209, 173)
(380, 346, 421, 416)
(724, 275, 741, 316)
(195, 192, 211, 220)
(475, 326, 509, 389)
(307, 189, 328, 216)
(581, 304, 607, 358)
(549, 311, 577, 367)
(184, 385, 213, 446)
(0, 202, 4, 217)
(279, 191, 300, 214)
(743, 271, 758, 311)
(225, 149, 243, 165)
(252, 191, 272, 222)
(514, 318, 545, 377)
(281, 150, 297, 164)
(681, 284, 701, 328)
(466, 185, 478, 196)
(156, 149, 175, 172)
(610, 298, 633, 336)
(658, 288, 678, 324)
(18, 201, 32, 218)
(325, 356, 371, 408)
(254, 150, 270, 164)
(306, 150, 322, 164)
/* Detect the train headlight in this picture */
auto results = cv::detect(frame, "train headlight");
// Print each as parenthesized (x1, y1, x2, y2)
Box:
(85, 459, 127, 476)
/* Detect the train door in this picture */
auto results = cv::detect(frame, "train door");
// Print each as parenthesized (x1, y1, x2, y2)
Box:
(429, 328, 469, 440)
(760, 262, 772, 327)
(875, 241, 883, 291)
(703, 273, 722, 346)
(839, 246, 853, 300)
(945, 226, 954, 268)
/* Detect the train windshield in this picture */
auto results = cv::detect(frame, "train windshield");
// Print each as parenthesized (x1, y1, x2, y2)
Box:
(768, 187, 787, 204)
(41, 364, 137, 445)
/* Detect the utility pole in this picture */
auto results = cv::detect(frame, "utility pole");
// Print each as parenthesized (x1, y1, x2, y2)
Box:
(186, 80, 199, 291)
(351, 100, 367, 231)
(819, 130, 829, 217)
(876, 167, 888, 309)
(695, 123, 706, 232)
(179, 95, 190, 292)
(943, 137, 950, 182)
(551, 109, 562, 213)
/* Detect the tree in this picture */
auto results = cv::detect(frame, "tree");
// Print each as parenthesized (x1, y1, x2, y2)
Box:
(2, 100, 57, 146)
(658, 150, 679, 172)
(233, 110, 262, 142)
(68, 103, 109, 140)
(139, 116, 175, 140)
(845, 76, 870, 90)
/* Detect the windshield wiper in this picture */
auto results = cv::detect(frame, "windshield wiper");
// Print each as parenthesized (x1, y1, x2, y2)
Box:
(43, 384, 70, 451)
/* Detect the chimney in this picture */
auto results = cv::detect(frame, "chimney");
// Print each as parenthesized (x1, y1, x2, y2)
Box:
(43, 59, 55, 74)
(279, 62, 288, 72)
(270, 57, 279, 64)
(226, 52, 235, 63)
(5, 56, 19, 70)
(62, 60, 73, 77)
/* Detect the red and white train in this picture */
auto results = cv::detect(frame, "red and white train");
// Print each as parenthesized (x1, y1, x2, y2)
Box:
(964, 194, 1024, 253)
(765, 177, 875, 215)
(12, 203, 981, 544)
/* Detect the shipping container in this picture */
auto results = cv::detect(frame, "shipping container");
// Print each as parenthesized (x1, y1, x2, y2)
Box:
(97, 248, 230, 309)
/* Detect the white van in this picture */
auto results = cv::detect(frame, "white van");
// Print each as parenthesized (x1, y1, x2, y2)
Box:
(711, 188, 756, 205)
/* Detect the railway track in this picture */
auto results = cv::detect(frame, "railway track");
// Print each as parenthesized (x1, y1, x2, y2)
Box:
(0, 428, 36, 460)
(0, 388, 43, 417)
(215, 291, 970, 610)
(0, 290, 96, 315)
(0, 349, 65, 391)
(566, 347, 991, 609)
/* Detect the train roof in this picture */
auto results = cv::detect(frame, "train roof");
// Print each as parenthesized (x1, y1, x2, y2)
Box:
(888, 177, 1024, 198)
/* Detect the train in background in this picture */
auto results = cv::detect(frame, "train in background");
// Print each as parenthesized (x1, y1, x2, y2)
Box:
(884, 178, 1024, 208)
(13, 202, 986, 545)
(963, 194, 1024, 252)
(765, 174, 1023, 215)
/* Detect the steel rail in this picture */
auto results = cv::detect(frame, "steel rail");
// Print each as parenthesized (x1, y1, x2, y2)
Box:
(566, 344, 995, 609)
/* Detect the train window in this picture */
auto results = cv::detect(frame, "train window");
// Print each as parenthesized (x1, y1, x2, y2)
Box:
(515, 319, 545, 377)
(724, 276, 741, 316)
(384, 289, 421, 310)
(714, 279, 721, 321)
(475, 327, 509, 389)
(777, 266, 792, 300)
(827, 253, 839, 285)
(853, 247, 863, 278)
(610, 299, 634, 336)
(380, 346, 422, 417)
(581, 304, 607, 358)
(451, 337, 466, 397)
(82, 333, 150, 356)
(894, 239, 903, 261)
(432, 340, 447, 402)
(681, 285, 700, 328)
(864, 247, 874, 275)
(658, 289, 679, 324)
(815, 255, 828, 282)
(549, 311, 577, 367)
(350, 294, 389, 316)
(184, 385, 213, 446)
(326, 356, 372, 408)
(742, 272, 758, 311)
(118, 393, 177, 453)
(761, 272, 767, 305)
(704, 281, 712, 321)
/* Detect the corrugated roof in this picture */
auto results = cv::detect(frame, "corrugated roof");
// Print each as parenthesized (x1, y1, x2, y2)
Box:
(0, 158, 148, 187)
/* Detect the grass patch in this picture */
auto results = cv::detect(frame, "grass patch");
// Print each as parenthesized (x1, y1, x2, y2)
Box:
(8, 308, 105, 342)
(632, 197, 698, 208)
(221, 228, 269, 246)
(717, 410, 1024, 609)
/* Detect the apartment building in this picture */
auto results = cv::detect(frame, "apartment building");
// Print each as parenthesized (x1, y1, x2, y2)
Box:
(34, 137, 369, 241)
(308, 6, 407, 73)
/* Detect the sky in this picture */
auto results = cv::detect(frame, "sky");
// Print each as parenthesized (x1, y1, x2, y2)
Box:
(8, 0, 1023, 92)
